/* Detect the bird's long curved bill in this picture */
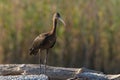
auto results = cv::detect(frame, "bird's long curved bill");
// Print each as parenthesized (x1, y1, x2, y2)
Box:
(59, 18, 66, 26)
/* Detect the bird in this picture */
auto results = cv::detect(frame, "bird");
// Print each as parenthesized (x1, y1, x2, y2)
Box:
(29, 12, 65, 74)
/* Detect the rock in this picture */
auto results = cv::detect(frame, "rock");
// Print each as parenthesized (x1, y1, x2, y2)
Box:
(0, 74, 49, 80)
(0, 64, 120, 80)
(67, 72, 108, 80)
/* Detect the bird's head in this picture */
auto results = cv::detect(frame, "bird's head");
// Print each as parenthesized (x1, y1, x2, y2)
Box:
(53, 12, 66, 26)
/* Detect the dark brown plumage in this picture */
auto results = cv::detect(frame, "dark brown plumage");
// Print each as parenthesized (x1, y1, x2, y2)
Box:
(29, 32, 56, 55)
(29, 12, 65, 73)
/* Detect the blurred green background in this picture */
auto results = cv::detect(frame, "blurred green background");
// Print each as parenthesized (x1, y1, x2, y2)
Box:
(0, 0, 120, 74)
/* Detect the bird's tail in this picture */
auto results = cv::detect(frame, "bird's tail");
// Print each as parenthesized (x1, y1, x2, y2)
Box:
(29, 48, 39, 55)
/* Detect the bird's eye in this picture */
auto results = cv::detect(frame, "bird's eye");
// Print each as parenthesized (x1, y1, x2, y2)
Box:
(56, 13, 60, 17)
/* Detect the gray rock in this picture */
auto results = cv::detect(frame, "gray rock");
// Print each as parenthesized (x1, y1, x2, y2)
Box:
(0, 74, 49, 80)
(68, 72, 108, 80)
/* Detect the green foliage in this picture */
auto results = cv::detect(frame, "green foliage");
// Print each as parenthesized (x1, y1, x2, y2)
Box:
(0, 0, 120, 73)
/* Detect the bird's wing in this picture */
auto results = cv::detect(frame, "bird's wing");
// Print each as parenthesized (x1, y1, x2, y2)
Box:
(32, 32, 49, 49)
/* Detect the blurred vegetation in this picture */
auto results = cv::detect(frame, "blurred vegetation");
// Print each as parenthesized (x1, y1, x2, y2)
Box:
(0, 0, 120, 74)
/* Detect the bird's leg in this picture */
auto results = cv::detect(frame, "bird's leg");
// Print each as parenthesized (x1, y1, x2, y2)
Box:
(44, 49, 48, 74)
(39, 49, 42, 74)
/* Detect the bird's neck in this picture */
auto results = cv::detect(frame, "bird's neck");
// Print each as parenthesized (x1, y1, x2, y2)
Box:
(51, 19, 57, 35)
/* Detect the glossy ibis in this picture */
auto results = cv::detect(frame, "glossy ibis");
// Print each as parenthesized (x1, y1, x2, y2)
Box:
(29, 12, 65, 74)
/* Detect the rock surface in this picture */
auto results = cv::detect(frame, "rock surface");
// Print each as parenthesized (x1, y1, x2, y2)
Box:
(0, 74, 48, 80)
(0, 64, 120, 80)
